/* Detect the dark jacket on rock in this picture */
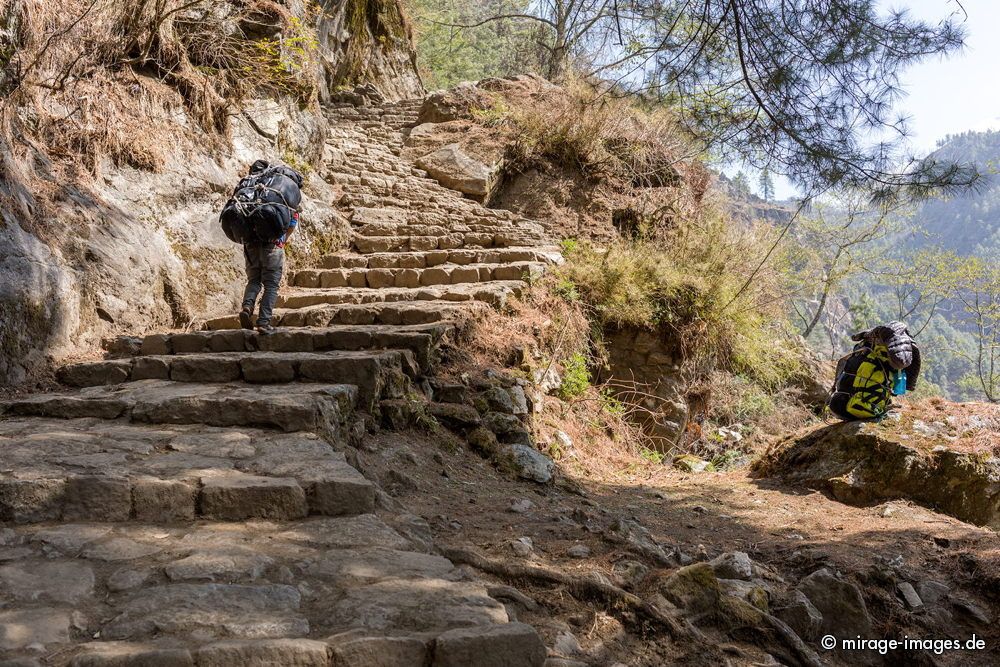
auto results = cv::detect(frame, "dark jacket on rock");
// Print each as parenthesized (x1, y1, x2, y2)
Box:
(829, 321, 921, 421)
(850, 321, 920, 390)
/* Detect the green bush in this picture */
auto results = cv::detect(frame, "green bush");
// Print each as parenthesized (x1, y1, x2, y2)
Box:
(559, 352, 591, 399)
(639, 446, 666, 464)
(555, 220, 802, 388)
(709, 375, 777, 423)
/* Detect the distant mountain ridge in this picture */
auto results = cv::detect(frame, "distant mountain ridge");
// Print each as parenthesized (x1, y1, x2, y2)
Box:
(906, 129, 1000, 255)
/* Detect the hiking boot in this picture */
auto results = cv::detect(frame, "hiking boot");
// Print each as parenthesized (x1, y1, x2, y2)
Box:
(256, 323, 276, 336)
(239, 309, 253, 331)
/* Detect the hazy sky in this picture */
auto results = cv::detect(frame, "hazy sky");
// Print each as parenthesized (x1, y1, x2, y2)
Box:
(898, 0, 1000, 152)
(766, 0, 1000, 198)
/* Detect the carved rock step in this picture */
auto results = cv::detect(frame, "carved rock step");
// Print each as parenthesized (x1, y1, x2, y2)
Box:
(1, 380, 357, 434)
(0, 515, 543, 665)
(347, 206, 529, 230)
(136, 324, 448, 373)
(59, 351, 413, 408)
(353, 231, 546, 254)
(289, 262, 546, 290)
(0, 418, 375, 524)
(343, 196, 521, 220)
(318, 246, 561, 270)
(204, 301, 489, 330)
(277, 282, 527, 313)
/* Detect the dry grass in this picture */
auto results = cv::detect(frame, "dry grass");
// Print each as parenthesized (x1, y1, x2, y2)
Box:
(0, 0, 321, 202)
(459, 76, 712, 241)
(537, 393, 658, 480)
(897, 397, 1000, 455)
(450, 279, 592, 376)
(487, 78, 697, 186)
(448, 279, 671, 472)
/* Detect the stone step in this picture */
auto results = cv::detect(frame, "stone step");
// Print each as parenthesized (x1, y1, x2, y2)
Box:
(289, 262, 545, 290)
(135, 324, 449, 373)
(345, 206, 543, 230)
(354, 222, 527, 238)
(0, 514, 542, 664)
(259, 301, 489, 328)
(58, 350, 413, 409)
(353, 231, 547, 254)
(277, 281, 527, 312)
(354, 217, 534, 235)
(1, 380, 357, 436)
(318, 246, 560, 270)
(0, 418, 375, 524)
(205, 300, 480, 329)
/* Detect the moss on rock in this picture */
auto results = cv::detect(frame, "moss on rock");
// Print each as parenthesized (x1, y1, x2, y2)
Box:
(660, 563, 768, 632)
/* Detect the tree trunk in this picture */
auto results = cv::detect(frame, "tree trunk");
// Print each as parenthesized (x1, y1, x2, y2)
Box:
(546, 2, 569, 80)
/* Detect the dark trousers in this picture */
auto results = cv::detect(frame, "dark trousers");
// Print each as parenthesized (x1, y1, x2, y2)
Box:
(241, 244, 284, 326)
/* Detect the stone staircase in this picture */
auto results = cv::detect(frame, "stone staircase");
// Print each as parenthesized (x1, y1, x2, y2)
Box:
(0, 97, 557, 666)
(203, 99, 560, 332)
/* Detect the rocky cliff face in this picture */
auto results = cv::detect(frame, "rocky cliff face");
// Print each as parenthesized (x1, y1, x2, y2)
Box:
(317, 0, 424, 103)
(0, 0, 422, 386)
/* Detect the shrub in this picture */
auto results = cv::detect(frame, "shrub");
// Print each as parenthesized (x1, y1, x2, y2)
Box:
(555, 212, 803, 388)
(478, 78, 703, 199)
(639, 446, 666, 465)
(707, 374, 778, 424)
(559, 351, 591, 400)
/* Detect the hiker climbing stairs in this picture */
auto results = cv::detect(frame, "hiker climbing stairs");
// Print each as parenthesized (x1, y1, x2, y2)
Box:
(199, 99, 559, 331)
(0, 94, 558, 666)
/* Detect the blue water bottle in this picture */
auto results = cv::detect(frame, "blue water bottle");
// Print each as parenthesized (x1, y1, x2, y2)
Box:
(892, 370, 907, 396)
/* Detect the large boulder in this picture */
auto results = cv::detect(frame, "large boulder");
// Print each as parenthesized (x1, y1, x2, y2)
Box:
(755, 414, 1000, 529)
(658, 563, 771, 634)
(786, 338, 834, 412)
(796, 568, 872, 639)
(417, 83, 493, 124)
(416, 144, 495, 201)
(504, 444, 554, 484)
(709, 552, 754, 581)
(774, 590, 823, 641)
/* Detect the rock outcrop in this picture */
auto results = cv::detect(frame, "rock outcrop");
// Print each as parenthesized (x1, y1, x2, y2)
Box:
(316, 0, 424, 103)
(757, 409, 1000, 528)
(415, 144, 495, 201)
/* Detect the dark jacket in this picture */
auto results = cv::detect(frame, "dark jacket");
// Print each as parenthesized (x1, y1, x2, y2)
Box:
(850, 320, 920, 390)
(829, 321, 922, 421)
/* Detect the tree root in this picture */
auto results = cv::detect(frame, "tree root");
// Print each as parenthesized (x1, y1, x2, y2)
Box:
(441, 545, 702, 642)
(760, 614, 824, 667)
(443, 545, 824, 667)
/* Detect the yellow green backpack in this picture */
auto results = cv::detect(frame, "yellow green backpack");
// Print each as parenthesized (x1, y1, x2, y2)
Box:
(828, 344, 894, 420)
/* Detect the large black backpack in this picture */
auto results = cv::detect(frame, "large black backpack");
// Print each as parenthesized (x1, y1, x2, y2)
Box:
(220, 160, 303, 244)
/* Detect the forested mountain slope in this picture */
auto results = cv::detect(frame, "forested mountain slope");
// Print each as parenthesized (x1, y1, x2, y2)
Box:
(904, 130, 1000, 255)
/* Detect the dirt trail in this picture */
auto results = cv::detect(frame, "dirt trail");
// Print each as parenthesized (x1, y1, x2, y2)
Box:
(369, 427, 1000, 666)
